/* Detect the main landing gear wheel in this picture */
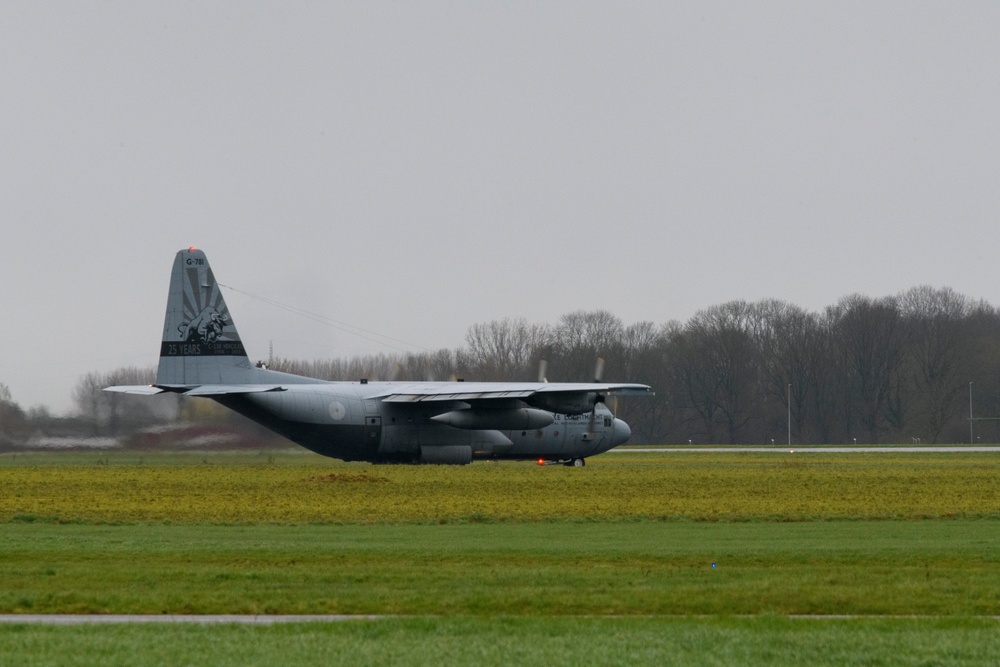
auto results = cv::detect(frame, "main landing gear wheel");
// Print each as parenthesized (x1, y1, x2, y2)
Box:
(567, 458, 586, 467)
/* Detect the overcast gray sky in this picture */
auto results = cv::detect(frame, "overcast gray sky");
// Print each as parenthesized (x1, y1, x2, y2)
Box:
(2, 2, 999, 413)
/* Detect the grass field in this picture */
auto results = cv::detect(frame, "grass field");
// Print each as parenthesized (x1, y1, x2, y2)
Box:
(5, 617, 1000, 667)
(1, 450, 999, 665)
(2, 521, 999, 616)
(3, 449, 1000, 522)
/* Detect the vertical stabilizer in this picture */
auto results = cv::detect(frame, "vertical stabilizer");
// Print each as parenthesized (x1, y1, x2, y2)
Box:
(156, 248, 253, 386)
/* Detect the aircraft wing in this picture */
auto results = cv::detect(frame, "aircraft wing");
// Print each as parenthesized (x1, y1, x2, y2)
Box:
(374, 382, 653, 403)
(174, 385, 287, 396)
(104, 385, 286, 396)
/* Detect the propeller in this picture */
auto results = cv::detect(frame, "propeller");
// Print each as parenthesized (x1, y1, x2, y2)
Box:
(588, 357, 606, 435)
(593, 357, 605, 383)
(537, 359, 548, 383)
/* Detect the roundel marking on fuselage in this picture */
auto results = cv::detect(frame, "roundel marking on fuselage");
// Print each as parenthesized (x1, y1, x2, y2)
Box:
(329, 401, 346, 421)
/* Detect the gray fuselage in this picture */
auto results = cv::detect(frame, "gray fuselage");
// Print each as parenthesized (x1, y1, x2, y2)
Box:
(215, 382, 631, 463)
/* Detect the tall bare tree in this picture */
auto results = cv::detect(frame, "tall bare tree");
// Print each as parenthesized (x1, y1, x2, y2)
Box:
(674, 302, 761, 443)
(827, 295, 906, 443)
(0, 383, 28, 447)
(898, 286, 977, 442)
(752, 300, 820, 443)
(460, 318, 551, 381)
(545, 310, 624, 382)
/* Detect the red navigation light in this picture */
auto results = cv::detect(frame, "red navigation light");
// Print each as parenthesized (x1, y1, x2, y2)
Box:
(537, 459, 545, 465)
(189, 246, 197, 251)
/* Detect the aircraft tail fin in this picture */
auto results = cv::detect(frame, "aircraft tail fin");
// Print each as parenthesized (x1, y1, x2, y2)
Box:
(155, 247, 259, 386)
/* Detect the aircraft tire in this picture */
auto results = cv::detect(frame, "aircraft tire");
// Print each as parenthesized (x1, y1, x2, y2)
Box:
(570, 458, 585, 467)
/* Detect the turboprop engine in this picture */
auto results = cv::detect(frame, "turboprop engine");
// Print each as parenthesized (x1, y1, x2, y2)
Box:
(430, 408, 555, 430)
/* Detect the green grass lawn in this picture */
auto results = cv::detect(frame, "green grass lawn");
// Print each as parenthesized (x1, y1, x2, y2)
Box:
(2, 520, 998, 616)
(2, 450, 1000, 665)
(2, 617, 999, 667)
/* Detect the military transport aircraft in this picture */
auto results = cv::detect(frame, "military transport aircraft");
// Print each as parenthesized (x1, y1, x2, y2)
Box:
(106, 248, 653, 465)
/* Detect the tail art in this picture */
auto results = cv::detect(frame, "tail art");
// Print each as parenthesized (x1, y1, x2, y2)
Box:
(156, 247, 253, 386)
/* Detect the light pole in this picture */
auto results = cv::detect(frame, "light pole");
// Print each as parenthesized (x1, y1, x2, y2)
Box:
(969, 381, 974, 445)
(787, 383, 792, 447)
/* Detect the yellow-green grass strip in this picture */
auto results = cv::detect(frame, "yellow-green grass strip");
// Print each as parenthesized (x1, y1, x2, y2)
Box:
(2, 451, 1000, 524)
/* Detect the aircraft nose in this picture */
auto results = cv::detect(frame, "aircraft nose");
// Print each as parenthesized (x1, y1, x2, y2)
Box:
(611, 418, 631, 447)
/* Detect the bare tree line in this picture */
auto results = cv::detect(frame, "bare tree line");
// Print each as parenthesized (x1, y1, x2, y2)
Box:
(269, 285, 1000, 444)
(8, 285, 1000, 445)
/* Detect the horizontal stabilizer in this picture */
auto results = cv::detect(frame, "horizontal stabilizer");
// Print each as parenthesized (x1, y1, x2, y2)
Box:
(103, 385, 165, 395)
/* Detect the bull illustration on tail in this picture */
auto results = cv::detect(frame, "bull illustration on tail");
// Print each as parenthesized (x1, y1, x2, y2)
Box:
(178, 306, 229, 343)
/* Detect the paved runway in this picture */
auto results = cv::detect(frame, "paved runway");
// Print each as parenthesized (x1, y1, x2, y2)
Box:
(3, 613, 998, 624)
(0, 614, 383, 625)
(612, 446, 1000, 453)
